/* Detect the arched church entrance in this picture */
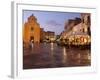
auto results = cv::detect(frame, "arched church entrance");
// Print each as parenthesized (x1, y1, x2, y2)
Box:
(30, 36, 34, 43)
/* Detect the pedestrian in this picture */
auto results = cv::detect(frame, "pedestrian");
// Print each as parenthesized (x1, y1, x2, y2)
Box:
(29, 40, 34, 49)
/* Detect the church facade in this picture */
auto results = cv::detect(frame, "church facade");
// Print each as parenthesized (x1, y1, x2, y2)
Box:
(23, 14, 40, 45)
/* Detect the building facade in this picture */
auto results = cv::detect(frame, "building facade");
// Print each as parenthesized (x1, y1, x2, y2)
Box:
(40, 28, 45, 42)
(60, 13, 91, 45)
(62, 13, 90, 37)
(23, 14, 40, 45)
(81, 13, 91, 35)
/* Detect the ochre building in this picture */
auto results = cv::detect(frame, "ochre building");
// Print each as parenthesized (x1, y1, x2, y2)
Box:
(23, 14, 40, 45)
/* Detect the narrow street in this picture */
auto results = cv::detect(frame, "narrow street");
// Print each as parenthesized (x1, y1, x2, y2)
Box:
(23, 43, 91, 69)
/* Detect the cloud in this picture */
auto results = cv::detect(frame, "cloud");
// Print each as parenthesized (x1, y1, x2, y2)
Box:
(44, 20, 64, 35)
(46, 20, 62, 26)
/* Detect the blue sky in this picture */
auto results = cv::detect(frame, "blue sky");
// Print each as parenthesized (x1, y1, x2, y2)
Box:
(23, 10, 81, 35)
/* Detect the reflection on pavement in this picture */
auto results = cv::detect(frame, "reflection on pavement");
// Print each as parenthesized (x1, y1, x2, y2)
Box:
(23, 43, 91, 69)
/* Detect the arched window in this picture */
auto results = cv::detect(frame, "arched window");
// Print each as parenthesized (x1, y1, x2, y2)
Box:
(31, 27, 34, 31)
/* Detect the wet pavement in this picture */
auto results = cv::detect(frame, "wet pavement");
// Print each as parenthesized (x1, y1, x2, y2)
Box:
(23, 43, 91, 69)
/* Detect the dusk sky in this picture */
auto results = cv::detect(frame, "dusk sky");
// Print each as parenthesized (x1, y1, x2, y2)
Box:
(23, 10, 81, 35)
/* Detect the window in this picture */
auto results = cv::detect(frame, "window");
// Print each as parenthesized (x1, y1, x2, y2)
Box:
(83, 28, 85, 33)
(31, 27, 34, 31)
